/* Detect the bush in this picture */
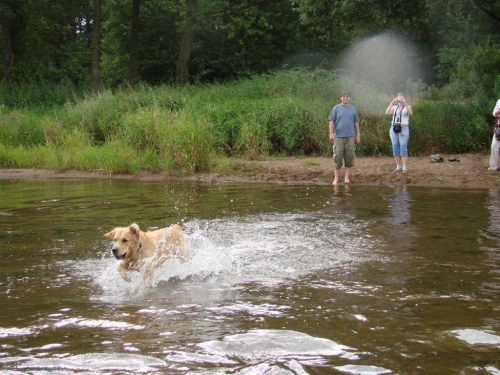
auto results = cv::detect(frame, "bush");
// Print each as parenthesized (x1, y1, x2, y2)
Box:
(356, 114, 393, 156)
(236, 119, 270, 160)
(158, 112, 213, 173)
(0, 81, 80, 108)
(0, 110, 45, 146)
(0, 144, 14, 167)
(120, 108, 163, 151)
(0, 69, 497, 174)
(411, 100, 490, 154)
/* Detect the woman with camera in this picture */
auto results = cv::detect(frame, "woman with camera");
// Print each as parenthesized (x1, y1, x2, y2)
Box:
(386, 93, 413, 173)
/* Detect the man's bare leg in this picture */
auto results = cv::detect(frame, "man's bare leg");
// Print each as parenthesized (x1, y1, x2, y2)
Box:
(332, 168, 341, 185)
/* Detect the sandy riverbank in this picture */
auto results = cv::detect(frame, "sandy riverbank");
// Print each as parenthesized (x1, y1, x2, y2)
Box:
(1, 153, 498, 189)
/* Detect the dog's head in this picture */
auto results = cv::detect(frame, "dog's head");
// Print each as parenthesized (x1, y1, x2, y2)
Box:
(104, 223, 141, 261)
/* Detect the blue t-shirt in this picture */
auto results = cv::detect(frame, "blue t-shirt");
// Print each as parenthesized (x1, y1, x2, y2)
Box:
(329, 104, 360, 138)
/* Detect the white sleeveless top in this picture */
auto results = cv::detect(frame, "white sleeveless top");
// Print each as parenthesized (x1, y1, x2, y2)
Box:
(391, 105, 410, 126)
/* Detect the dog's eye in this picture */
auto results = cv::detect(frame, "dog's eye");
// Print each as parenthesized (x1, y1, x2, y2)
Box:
(122, 239, 128, 243)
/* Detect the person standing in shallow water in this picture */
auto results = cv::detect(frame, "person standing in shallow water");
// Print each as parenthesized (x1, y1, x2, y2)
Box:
(329, 91, 361, 186)
(385, 93, 413, 173)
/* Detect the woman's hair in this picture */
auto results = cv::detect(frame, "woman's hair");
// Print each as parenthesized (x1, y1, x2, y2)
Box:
(397, 92, 405, 97)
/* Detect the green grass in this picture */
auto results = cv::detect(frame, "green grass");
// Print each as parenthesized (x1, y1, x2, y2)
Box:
(0, 69, 494, 175)
(303, 161, 320, 167)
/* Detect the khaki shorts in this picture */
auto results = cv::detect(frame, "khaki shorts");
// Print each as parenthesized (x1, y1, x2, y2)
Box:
(333, 137, 355, 168)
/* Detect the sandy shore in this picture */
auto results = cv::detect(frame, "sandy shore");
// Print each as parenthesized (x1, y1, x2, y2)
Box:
(1, 153, 499, 189)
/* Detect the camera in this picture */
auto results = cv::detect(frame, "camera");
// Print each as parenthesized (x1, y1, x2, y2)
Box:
(396, 99, 402, 104)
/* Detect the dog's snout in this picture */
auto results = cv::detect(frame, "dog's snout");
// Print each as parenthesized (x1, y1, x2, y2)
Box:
(112, 247, 126, 260)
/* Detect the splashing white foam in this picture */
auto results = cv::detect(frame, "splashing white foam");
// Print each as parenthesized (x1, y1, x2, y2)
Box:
(334, 364, 393, 375)
(17, 353, 166, 373)
(0, 327, 33, 338)
(451, 329, 500, 346)
(197, 329, 356, 364)
(81, 211, 376, 301)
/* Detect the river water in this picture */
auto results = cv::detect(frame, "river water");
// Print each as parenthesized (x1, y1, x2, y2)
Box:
(0, 178, 499, 374)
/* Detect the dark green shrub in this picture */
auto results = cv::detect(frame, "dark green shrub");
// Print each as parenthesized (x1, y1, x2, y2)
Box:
(411, 100, 490, 154)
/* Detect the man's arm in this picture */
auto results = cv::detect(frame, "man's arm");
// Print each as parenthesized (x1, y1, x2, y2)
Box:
(355, 122, 360, 144)
(329, 120, 335, 143)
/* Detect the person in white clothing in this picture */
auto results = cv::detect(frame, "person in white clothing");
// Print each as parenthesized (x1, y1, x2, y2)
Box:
(385, 93, 413, 173)
(490, 99, 500, 171)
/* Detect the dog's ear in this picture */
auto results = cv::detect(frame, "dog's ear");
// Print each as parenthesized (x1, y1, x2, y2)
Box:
(104, 229, 115, 239)
(129, 223, 140, 238)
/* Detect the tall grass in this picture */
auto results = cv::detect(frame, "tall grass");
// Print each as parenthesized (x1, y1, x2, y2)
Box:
(0, 81, 81, 109)
(0, 70, 494, 174)
(158, 112, 213, 173)
(0, 109, 46, 146)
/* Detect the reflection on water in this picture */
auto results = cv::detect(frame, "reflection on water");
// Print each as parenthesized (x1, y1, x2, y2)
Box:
(0, 179, 499, 374)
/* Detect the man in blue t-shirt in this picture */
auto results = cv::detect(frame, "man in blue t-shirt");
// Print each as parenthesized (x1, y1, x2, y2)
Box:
(328, 91, 361, 186)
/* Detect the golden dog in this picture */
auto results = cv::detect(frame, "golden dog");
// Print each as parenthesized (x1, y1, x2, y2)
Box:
(104, 223, 189, 282)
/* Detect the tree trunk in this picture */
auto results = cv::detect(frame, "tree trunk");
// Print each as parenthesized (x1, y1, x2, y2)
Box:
(472, 0, 500, 25)
(128, 0, 140, 84)
(175, 0, 197, 86)
(0, 15, 14, 89)
(91, 0, 102, 91)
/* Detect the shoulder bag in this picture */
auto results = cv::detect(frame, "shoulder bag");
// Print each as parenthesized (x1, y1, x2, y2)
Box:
(392, 106, 404, 133)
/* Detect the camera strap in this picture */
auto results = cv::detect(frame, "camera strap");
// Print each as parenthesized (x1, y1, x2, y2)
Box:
(393, 105, 405, 125)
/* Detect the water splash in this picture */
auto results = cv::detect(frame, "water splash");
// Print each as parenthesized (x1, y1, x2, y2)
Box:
(198, 329, 355, 359)
(191, 329, 360, 373)
(80, 211, 377, 301)
(450, 329, 500, 346)
(17, 353, 166, 373)
(334, 364, 393, 374)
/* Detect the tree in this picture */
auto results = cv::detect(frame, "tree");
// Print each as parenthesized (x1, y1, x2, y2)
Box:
(0, 0, 23, 89)
(291, 0, 431, 51)
(127, 0, 140, 84)
(426, 0, 500, 86)
(91, 0, 103, 91)
(0, 0, 92, 87)
(0, 14, 14, 89)
(175, 0, 197, 86)
(472, 0, 500, 25)
(187, 0, 303, 82)
(3, 0, 496, 98)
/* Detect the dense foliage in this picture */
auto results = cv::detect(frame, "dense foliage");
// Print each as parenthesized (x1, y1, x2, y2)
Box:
(0, 0, 303, 91)
(0, 0, 499, 173)
(1, 0, 499, 97)
(0, 70, 494, 174)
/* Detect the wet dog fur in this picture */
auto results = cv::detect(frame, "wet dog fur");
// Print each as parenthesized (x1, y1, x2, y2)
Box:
(104, 223, 189, 282)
